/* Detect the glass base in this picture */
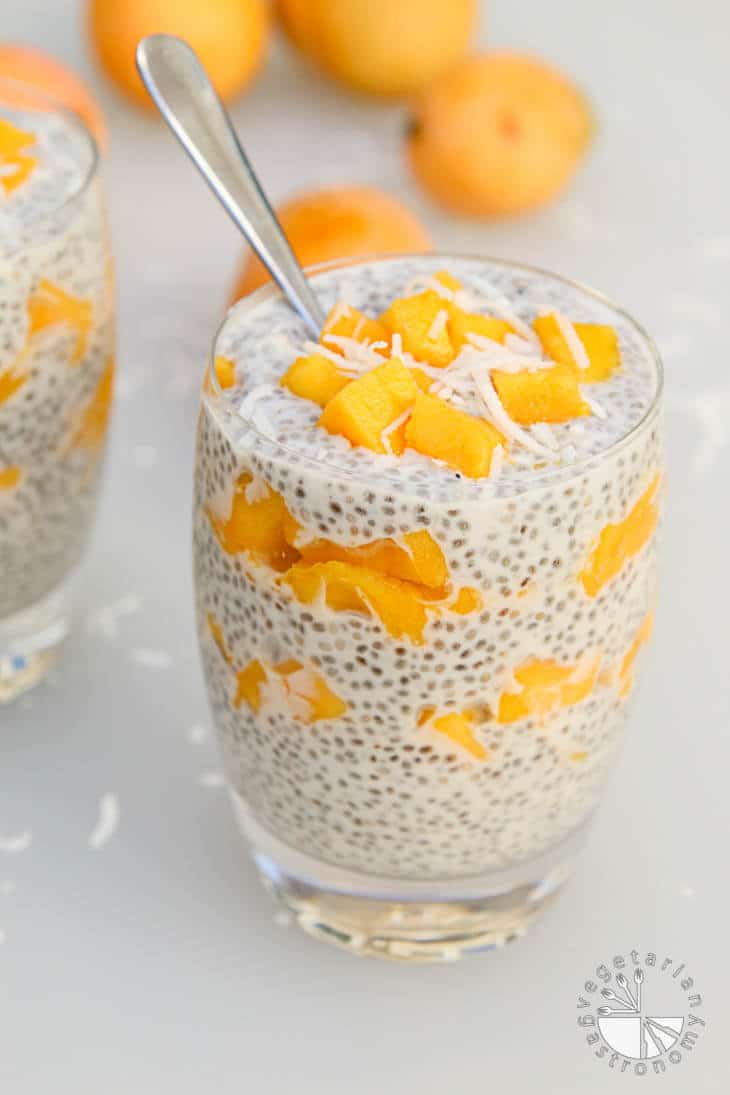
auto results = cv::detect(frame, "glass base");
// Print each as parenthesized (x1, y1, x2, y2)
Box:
(232, 791, 585, 962)
(0, 579, 72, 703)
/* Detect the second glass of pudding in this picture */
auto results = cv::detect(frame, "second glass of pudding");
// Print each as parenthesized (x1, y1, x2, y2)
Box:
(194, 255, 663, 961)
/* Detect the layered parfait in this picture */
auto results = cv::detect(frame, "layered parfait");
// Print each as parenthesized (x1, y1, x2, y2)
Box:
(0, 90, 114, 688)
(194, 255, 662, 887)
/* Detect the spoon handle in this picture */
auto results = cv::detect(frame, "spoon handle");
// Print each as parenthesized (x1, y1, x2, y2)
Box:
(136, 34, 325, 337)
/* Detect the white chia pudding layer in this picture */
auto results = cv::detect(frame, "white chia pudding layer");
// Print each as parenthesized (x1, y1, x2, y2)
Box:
(194, 255, 663, 881)
(0, 104, 115, 619)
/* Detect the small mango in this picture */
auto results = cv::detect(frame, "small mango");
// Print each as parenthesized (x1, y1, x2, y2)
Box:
(381, 289, 455, 367)
(533, 313, 620, 383)
(318, 358, 418, 453)
(404, 391, 503, 477)
(281, 352, 349, 407)
(492, 363, 590, 424)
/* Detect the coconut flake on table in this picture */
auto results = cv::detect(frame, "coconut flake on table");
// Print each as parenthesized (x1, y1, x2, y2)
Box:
(554, 311, 591, 370)
(88, 793, 120, 850)
(0, 830, 32, 854)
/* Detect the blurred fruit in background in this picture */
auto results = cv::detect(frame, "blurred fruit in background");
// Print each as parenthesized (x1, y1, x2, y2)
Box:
(277, 0, 476, 97)
(88, 0, 270, 110)
(231, 185, 430, 301)
(0, 44, 106, 147)
(407, 53, 592, 218)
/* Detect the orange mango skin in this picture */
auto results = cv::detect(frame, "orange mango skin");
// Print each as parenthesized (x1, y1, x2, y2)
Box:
(381, 289, 455, 367)
(405, 391, 502, 477)
(282, 559, 431, 644)
(297, 529, 447, 590)
(497, 657, 600, 724)
(580, 475, 660, 598)
(533, 314, 620, 383)
(207, 474, 299, 572)
(492, 364, 591, 425)
(281, 352, 349, 407)
(318, 358, 418, 453)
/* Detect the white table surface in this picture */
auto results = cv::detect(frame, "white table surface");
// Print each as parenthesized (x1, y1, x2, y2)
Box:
(2, 0, 729, 1090)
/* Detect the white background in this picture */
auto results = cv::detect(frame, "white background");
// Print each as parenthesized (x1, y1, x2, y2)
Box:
(1, 0, 729, 1090)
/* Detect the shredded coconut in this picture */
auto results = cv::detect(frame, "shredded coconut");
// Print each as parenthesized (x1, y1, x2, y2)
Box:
(426, 309, 449, 342)
(381, 408, 412, 453)
(531, 423, 560, 451)
(554, 312, 590, 370)
(244, 474, 270, 504)
(489, 444, 505, 480)
(473, 369, 555, 458)
(582, 391, 607, 419)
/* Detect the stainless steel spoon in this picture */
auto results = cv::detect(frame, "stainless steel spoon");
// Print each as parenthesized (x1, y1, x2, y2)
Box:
(135, 34, 325, 338)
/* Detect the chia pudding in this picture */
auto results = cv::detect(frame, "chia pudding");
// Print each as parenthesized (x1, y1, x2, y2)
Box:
(0, 96, 115, 624)
(194, 255, 662, 882)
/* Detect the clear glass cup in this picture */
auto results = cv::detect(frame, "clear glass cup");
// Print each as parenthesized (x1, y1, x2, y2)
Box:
(0, 79, 115, 701)
(194, 255, 663, 961)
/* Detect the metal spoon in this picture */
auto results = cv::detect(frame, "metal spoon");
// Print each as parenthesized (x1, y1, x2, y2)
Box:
(135, 34, 325, 338)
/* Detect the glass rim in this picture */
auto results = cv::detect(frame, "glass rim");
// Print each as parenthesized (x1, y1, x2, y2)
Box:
(207, 251, 664, 495)
(0, 74, 99, 258)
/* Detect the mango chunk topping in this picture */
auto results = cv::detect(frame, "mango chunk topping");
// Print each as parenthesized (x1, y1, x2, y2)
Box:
(449, 306, 512, 353)
(318, 358, 418, 453)
(69, 356, 114, 449)
(297, 528, 447, 590)
(207, 473, 300, 572)
(492, 364, 591, 425)
(580, 475, 660, 597)
(0, 118, 37, 194)
(234, 657, 347, 723)
(281, 352, 349, 407)
(381, 289, 455, 368)
(497, 656, 601, 724)
(533, 313, 620, 383)
(405, 392, 503, 477)
(618, 612, 654, 698)
(418, 707, 488, 760)
(28, 279, 93, 364)
(0, 466, 22, 491)
(282, 559, 431, 644)
(321, 303, 389, 350)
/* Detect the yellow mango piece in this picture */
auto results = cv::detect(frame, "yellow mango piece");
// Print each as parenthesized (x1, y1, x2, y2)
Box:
(409, 366, 434, 393)
(318, 358, 418, 453)
(448, 306, 512, 353)
(28, 278, 93, 363)
(618, 612, 654, 698)
(418, 707, 488, 760)
(381, 289, 455, 367)
(0, 118, 37, 194)
(580, 475, 660, 597)
(497, 656, 600, 724)
(405, 391, 503, 477)
(433, 270, 463, 294)
(214, 355, 235, 389)
(281, 352, 349, 407)
(234, 660, 267, 712)
(0, 363, 28, 404)
(450, 587, 483, 614)
(321, 303, 389, 350)
(207, 613, 233, 665)
(282, 560, 430, 644)
(69, 357, 114, 450)
(273, 660, 348, 723)
(0, 466, 22, 491)
(492, 364, 591, 425)
(298, 528, 448, 589)
(533, 313, 620, 383)
(207, 474, 300, 572)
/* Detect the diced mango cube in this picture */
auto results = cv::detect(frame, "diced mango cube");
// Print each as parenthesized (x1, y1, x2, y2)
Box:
(0, 118, 37, 194)
(448, 306, 512, 353)
(282, 560, 430, 644)
(381, 289, 455, 368)
(318, 358, 418, 453)
(580, 475, 660, 597)
(321, 303, 389, 350)
(404, 392, 503, 477)
(533, 313, 621, 383)
(298, 529, 448, 589)
(207, 474, 300, 572)
(409, 366, 434, 393)
(281, 352, 349, 407)
(203, 355, 235, 395)
(418, 707, 488, 760)
(497, 656, 600, 724)
(234, 660, 267, 711)
(492, 364, 590, 425)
